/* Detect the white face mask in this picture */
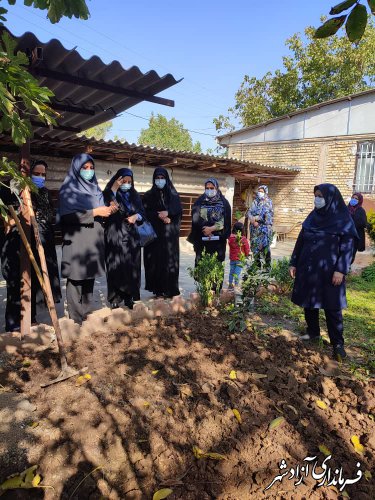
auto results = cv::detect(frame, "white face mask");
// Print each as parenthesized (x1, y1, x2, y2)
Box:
(314, 196, 326, 209)
(205, 188, 217, 198)
(155, 179, 166, 189)
(120, 182, 132, 191)
(257, 191, 265, 199)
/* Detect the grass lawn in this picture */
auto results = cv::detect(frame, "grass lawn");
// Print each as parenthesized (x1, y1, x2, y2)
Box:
(257, 262, 375, 375)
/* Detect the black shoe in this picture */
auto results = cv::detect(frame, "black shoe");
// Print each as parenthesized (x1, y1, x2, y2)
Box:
(111, 302, 120, 310)
(124, 299, 134, 310)
(333, 345, 347, 360)
(300, 333, 321, 343)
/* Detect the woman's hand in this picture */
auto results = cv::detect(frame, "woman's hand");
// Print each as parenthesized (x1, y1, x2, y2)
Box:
(253, 221, 259, 228)
(163, 217, 171, 224)
(332, 271, 344, 286)
(202, 226, 215, 236)
(289, 266, 296, 279)
(158, 210, 168, 219)
(93, 206, 115, 218)
(127, 214, 138, 224)
(111, 176, 123, 192)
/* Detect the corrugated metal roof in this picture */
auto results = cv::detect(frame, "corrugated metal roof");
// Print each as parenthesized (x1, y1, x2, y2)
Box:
(1, 28, 181, 141)
(217, 88, 375, 142)
(0, 133, 301, 176)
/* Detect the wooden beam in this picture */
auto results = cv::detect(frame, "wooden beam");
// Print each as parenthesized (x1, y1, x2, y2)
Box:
(197, 162, 217, 171)
(32, 67, 175, 107)
(19, 141, 31, 337)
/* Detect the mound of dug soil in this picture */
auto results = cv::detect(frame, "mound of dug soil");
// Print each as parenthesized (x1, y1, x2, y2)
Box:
(0, 310, 374, 499)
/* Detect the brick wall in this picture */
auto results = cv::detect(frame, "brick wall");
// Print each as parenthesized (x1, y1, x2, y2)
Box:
(229, 135, 375, 238)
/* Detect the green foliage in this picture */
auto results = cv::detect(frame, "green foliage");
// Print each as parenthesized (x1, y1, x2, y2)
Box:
(225, 303, 248, 333)
(0, 32, 57, 145)
(270, 257, 294, 293)
(80, 120, 113, 140)
(316, 1, 375, 42)
(138, 113, 202, 153)
(188, 250, 224, 307)
(0, 157, 35, 219)
(361, 261, 375, 281)
(2, 0, 90, 24)
(215, 21, 375, 131)
(241, 255, 272, 309)
(367, 210, 375, 247)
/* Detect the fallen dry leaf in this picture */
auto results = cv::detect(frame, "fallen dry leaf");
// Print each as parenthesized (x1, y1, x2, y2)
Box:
(0, 465, 52, 492)
(167, 407, 173, 415)
(203, 452, 227, 460)
(250, 373, 267, 380)
(232, 408, 242, 423)
(27, 421, 39, 429)
(269, 417, 285, 430)
(184, 334, 191, 342)
(286, 405, 298, 415)
(75, 373, 91, 386)
(151, 370, 159, 375)
(318, 444, 332, 456)
(316, 400, 327, 410)
(300, 418, 309, 427)
(152, 488, 173, 500)
(350, 435, 364, 454)
(364, 470, 372, 481)
(229, 370, 237, 380)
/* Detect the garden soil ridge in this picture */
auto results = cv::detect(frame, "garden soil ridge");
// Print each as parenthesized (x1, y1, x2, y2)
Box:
(0, 308, 374, 499)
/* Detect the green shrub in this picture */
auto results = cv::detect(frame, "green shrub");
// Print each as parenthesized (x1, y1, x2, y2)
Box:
(361, 262, 375, 283)
(368, 210, 375, 248)
(188, 249, 224, 307)
(270, 257, 294, 292)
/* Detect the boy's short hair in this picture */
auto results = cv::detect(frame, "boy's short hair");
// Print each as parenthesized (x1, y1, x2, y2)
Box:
(232, 221, 244, 234)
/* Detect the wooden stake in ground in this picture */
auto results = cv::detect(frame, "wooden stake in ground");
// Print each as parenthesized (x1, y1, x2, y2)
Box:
(8, 196, 87, 388)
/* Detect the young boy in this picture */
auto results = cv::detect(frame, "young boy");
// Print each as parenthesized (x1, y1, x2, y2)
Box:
(228, 222, 250, 288)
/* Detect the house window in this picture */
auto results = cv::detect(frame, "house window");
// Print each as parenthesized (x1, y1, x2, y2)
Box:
(354, 142, 375, 193)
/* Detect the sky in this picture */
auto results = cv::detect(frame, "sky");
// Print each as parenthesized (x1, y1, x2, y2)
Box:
(4, 0, 333, 151)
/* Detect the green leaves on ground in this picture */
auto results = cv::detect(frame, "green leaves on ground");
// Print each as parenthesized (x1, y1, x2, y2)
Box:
(0, 465, 52, 492)
(269, 416, 285, 430)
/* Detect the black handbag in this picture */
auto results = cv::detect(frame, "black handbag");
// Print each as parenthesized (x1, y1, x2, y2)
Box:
(136, 219, 157, 247)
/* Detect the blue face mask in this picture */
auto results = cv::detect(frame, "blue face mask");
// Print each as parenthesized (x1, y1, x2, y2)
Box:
(32, 175, 45, 189)
(80, 169, 95, 182)
(155, 179, 166, 189)
(120, 182, 132, 191)
(314, 196, 326, 210)
(205, 188, 217, 198)
(349, 198, 359, 207)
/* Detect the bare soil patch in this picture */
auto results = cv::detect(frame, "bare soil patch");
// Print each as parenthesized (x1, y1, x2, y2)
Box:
(0, 309, 374, 499)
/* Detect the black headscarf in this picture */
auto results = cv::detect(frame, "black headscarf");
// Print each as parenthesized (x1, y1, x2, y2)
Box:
(104, 168, 137, 214)
(147, 167, 182, 214)
(302, 183, 358, 238)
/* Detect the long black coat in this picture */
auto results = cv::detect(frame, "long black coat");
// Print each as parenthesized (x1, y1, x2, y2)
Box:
(103, 188, 144, 302)
(350, 207, 367, 252)
(189, 194, 232, 263)
(0, 186, 61, 303)
(61, 211, 105, 280)
(143, 189, 182, 297)
(290, 229, 354, 310)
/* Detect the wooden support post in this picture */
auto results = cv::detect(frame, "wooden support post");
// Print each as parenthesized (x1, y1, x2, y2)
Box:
(20, 141, 31, 338)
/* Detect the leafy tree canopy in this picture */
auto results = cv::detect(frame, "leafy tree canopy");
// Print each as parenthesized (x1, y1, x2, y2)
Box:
(138, 114, 202, 153)
(0, 0, 90, 25)
(79, 120, 113, 140)
(214, 20, 375, 132)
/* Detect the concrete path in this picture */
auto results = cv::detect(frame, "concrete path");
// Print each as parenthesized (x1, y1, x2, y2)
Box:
(0, 238, 372, 333)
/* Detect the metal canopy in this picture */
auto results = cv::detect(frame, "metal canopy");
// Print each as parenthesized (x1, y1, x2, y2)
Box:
(1, 28, 181, 141)
(0, 134, 301, 179)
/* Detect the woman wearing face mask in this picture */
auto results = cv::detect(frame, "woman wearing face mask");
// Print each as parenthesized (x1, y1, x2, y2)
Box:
(0, 160, 61, 330)
(103, 168, 145, 309)
(59, 154, 116, 324)
(247, 185, 274, 269)
(29, 160, 62, 314)
(348, 192, 367, 264)
(143, 167, 182, 298)
(189, 178, 231, 274)
(289, 184, 358, 360)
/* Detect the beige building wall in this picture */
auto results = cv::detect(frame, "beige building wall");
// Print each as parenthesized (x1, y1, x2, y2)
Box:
(229, 134, 375, 238)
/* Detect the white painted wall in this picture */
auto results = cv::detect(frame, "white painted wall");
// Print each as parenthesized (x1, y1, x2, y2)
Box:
(220, 92, 375, 145)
